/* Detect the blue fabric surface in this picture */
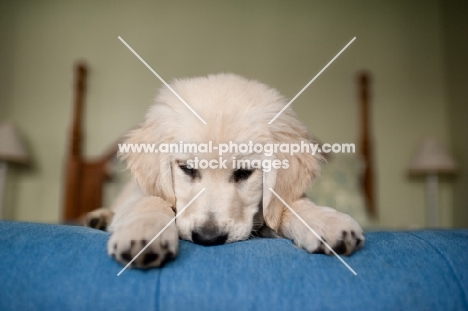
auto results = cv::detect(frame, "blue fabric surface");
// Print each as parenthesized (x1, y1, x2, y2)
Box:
(0, 221, 467, 311)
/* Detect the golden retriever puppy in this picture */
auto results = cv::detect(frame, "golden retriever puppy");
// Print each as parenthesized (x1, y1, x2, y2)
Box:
(86, 73, 364, 268)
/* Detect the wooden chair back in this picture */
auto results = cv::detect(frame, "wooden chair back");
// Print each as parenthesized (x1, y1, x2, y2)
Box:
(62, 63, 117, 222)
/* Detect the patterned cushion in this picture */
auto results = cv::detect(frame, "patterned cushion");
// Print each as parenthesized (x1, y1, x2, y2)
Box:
(307, 154, 369, 226)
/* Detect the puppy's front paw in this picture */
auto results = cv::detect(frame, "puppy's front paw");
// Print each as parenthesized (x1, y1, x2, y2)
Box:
(107, 214, 179, 268)
(285, 206, 365, 256)
(85, 208, 114, 231)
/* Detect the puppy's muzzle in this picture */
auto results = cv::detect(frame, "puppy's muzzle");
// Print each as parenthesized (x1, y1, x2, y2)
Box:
(192, 224, 228, 246)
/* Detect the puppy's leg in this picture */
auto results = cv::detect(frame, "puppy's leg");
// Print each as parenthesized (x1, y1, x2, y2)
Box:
(84, 181, 141, 231)
(108, 196, 178, 268)
(279, 197, 364, 255)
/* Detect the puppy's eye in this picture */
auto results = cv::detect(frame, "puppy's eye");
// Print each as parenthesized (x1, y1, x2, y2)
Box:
(232, 169, 254, 183)
(179, 165, 200, 179)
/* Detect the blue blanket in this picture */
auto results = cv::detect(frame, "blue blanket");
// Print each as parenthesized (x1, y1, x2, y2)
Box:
(1, 221, 467, 310)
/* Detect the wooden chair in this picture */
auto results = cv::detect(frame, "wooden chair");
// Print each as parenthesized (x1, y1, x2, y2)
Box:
(62, 63, 118, 223)
(358, 71, 377, 218)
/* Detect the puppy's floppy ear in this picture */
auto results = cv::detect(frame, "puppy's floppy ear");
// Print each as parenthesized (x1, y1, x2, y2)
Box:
(119, 124, 176, 206)
(262, 168, 278, 228)
(263, 112, 325, 232)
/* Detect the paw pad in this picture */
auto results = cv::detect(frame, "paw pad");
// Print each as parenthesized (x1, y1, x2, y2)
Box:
(142, 253, 159, 265)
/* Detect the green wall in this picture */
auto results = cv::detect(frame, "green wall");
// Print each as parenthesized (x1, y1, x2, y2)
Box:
(0, 0, 459, 228)
(442, 0, 468, 227)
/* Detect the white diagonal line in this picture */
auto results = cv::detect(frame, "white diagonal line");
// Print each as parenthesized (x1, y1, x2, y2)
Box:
(117, 188, 206, 276)
(268, 188, 357, 276)
(118, 36, 207, 125)
(268, 37, 356, 124)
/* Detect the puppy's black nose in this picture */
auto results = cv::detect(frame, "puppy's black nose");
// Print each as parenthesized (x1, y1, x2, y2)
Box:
(192, 230, 228, 246)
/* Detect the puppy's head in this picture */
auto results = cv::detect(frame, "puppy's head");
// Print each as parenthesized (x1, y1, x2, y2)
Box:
(120, 73, 323, 245)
